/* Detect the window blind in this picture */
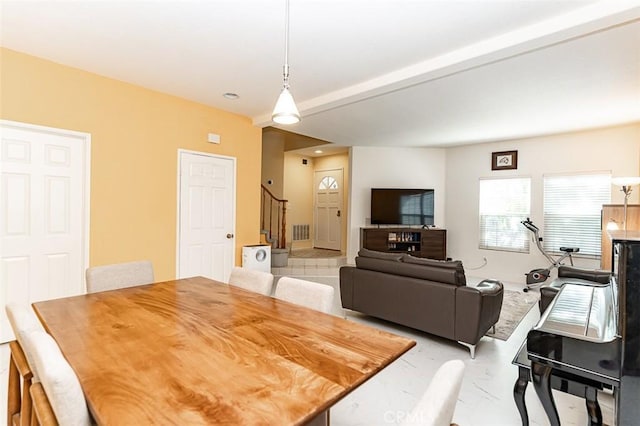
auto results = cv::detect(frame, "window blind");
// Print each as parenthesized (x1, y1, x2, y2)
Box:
(543, 173, 610, 257)
(479, 177, 531, 252)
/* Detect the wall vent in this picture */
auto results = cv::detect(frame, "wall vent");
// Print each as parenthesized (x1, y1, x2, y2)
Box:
(292, 224, 310, 241)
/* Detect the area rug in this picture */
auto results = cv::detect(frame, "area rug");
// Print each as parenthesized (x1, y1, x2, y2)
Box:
(491, 289, 539, 341)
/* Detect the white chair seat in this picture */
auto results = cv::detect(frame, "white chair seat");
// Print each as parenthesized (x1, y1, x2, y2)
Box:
(24, 330, 92, 426)
(86, 260, 154, 293)
(228, 267, 275, 296)
(274, 277, 335, 314)
(401, 359, 465, 426)
(6, 303, 46, 381)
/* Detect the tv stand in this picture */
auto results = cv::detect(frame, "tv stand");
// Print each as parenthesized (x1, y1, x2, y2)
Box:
(360, 227, 447, 260)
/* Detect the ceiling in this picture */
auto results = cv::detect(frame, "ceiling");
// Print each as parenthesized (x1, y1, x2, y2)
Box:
(2, 1, 639, 148)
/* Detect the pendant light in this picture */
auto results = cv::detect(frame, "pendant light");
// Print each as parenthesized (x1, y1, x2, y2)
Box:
(272, 0, 301, 124)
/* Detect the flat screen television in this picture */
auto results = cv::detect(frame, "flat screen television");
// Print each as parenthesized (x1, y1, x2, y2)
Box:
(370, 188, 435, 226)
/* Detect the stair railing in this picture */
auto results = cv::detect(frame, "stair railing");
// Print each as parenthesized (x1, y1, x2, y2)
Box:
(261, 185, 288, 249)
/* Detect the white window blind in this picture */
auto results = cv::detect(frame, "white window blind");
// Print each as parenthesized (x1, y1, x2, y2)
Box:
(479, 178, 531, 252)
(543, 173, 610, 257)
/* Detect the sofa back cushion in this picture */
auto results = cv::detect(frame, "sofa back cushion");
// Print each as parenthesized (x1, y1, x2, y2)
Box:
(357, 248, 404, 261)
(355, 251, 466, 286)
(401, 255, 466, 286)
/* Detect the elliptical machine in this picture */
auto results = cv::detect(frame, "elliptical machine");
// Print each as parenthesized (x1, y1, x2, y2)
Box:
(521, 218, 579, 292)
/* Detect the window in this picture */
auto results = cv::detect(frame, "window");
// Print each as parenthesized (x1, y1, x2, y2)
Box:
(543, 172, 610, 257)
(479, 177, 531, 252)
(318, 176, 338, 190)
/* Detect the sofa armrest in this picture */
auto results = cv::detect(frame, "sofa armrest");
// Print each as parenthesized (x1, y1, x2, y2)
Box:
(454, 280, 504, 345)
(339, 266, 356, 309)
(476, 279, 503, 295)
(558, 266, 610, 284)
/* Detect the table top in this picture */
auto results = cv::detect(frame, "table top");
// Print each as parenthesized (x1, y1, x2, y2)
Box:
(33, 277, 415, 425)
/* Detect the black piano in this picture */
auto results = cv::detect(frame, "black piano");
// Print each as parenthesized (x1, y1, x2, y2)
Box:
(520, 232, 640, 426)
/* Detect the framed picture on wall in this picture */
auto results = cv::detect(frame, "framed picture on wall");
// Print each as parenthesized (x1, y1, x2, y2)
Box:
(492, 150, 518, 170)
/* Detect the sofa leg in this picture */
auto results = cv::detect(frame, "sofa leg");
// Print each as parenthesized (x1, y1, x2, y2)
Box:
(458, 341, 476, 359)
(492, 325, 496, 334)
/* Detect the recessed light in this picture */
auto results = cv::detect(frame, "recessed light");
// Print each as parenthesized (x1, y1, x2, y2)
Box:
(314, 150, 323, 154)
(223, 93, 239, 100)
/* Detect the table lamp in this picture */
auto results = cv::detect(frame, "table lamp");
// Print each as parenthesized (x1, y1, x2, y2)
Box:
(612, 177, 640, 230)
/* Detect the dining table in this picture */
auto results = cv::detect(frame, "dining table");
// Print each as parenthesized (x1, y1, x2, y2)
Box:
(32, 276, 416, 425)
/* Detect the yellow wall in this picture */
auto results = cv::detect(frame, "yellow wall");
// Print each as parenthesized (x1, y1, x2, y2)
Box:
(0, 48, 262, 280)
(261, 130, 285, 198)
(283, 153, 315, 249)
(282, 152, 350, 252)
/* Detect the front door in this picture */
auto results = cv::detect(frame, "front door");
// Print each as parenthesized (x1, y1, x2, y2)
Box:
(0, 120, 90, 343)
(313, 169, 342, 251)
(177, 150, 235, 282)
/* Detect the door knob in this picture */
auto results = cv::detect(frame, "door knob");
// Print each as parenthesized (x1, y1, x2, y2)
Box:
(337, 210, 341, 217)
(226, 233, 234, 239)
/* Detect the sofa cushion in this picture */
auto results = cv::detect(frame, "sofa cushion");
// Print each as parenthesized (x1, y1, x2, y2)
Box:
(401, 255, 466, 286)
(356, 256, 465, 286)
(357, 248, 404, 261)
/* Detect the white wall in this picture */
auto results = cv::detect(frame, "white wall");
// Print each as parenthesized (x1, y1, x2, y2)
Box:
(347, 146, 447, 261)
(446, 124, 640, 283)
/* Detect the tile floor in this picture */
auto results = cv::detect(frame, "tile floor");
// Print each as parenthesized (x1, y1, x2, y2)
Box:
(0, 263, 615, 425)
(273, 265, 615, 426)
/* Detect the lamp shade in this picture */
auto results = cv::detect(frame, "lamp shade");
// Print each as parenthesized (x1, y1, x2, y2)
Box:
(272, 87, 300, 124)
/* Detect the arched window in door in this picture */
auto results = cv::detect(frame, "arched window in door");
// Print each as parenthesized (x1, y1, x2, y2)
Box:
(319, 176, 338, 190)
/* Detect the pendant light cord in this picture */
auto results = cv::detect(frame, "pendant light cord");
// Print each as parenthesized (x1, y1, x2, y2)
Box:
(282, 0, 290, 88)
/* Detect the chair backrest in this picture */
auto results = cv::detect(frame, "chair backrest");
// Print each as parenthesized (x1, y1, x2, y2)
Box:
(5, 303, 46, 381)
(274, 277, 335, 314)
(23, 330, 92, 426)
(86, 260, 154, 293)
(228, 267, 275, 296)
(401, 359, 465, 426)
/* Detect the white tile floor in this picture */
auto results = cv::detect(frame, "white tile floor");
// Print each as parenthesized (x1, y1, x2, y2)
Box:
(0, 272, 614, 425)
(279, 273, 615, 426)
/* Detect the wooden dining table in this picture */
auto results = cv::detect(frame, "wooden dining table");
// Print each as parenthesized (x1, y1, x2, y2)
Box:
(32, 276, 416, 425)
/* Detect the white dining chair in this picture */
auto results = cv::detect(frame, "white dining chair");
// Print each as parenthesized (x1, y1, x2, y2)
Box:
(24, 330, 92, 426)
(85, 260, 154, 293)
(400, 359, 465, 426)
(6, 303, 45, 378)
(228, 266, 275, 296)
(6, 303, 46, 426)
(274, 277, 335, 314)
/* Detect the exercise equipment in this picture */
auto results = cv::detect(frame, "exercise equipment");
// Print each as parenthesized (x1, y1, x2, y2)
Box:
(521, 218, 579, 292)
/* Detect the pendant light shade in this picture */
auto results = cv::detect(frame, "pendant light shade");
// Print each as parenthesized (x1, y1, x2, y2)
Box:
(273, 87, 300, 124)
(272, 0, 300, 125)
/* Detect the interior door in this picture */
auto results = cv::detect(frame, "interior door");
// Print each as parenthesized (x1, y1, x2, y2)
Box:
(177, 151, 235, 282)
(0, 120, 90, 343)
(314, 169, 342, 251)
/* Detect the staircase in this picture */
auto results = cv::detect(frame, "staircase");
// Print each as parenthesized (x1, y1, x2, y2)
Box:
(261, 184, 287, 249)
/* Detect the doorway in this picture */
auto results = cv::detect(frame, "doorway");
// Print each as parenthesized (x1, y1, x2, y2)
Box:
(0, 120, 91, 343)
(176, 150, 236, 283)
(313, 169, 343, 251)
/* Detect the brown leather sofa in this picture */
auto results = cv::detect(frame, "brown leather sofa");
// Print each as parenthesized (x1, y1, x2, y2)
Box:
(539, 265, 610, 313)
(339, 249, 504, 358)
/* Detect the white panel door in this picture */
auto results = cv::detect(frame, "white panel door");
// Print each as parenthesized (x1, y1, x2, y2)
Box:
(314, 169, 343, 251)
(0, 121, 90, 343)
(177, 151, 235, 283)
